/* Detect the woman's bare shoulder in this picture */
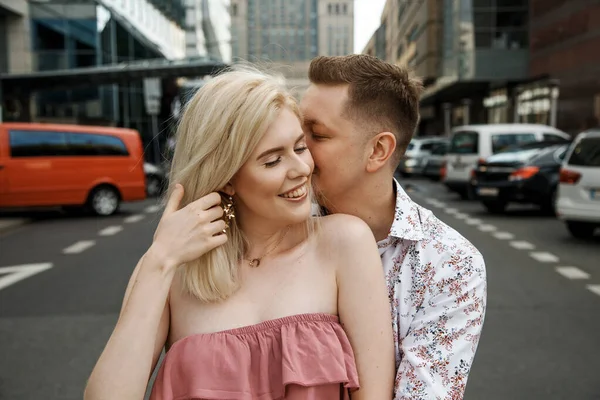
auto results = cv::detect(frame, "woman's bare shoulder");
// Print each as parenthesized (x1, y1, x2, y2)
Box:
(317, 214, 377, 249)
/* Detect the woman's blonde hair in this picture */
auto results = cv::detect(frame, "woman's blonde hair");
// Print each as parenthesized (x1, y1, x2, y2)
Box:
(165, 64, 316, 303)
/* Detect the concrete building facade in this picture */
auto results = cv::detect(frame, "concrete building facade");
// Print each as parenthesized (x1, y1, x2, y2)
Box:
(184, 0, 232, 62)
(365, 0, 531, 136)
(0, 0, 32, 75)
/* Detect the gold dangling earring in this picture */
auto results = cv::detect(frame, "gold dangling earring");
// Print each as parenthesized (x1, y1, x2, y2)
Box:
(222, 194, 235, 227)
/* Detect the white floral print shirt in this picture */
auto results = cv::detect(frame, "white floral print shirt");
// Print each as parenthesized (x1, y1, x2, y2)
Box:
(379, 181, 487, 400)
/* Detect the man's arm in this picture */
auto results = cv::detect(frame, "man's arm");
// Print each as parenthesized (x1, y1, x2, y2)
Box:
(394, 249, 487, 400)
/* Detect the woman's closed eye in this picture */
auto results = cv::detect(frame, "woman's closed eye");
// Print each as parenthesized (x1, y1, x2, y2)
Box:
(264, 157, 281, 168)
(264, 147, 308, 168)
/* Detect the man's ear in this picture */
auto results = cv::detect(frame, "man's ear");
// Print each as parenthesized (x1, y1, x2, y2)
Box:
(366, 132, 396, 173)
(220, 182, 235, 197)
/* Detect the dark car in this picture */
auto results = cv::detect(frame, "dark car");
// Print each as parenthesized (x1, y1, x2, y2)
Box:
(473, 141, 571, 214)
(422, 142, 449, 181)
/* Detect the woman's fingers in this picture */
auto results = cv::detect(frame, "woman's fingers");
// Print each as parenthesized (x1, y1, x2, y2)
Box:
(190, 192, 222, 213)
(163, 184, 184, 215)
(208, 219, 228, 236)
(206, 228, 228, 250)
(205, 205, 225, 222)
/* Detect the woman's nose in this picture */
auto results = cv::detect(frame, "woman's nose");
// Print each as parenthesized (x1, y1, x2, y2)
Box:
(289, 152, 313, 179)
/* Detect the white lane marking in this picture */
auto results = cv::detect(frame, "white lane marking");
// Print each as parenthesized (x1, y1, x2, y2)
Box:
(555, 266, 590, 280)
(426, 199, 445, 208)
(145, 205, 161, 213)
(510, 241, 535, 250)
(444, 208, 458, 214)
(0, 263, 53, 291)
(99, 226, 123, 236)
(586, 285, 600, 297)
(124, 214, 145, 224)
(478, 224, 497, 232)
(465, 218, 482, 225)
(454, 213, 469, 219)
(63, 240, 96, 254)
(493, 232, 515, 240)
(529, 252, 559, 263)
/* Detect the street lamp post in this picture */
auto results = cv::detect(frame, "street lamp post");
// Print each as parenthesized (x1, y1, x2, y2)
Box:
(143, 78, 163, 166)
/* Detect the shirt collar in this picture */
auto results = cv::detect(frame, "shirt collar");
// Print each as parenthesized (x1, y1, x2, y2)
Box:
(387, 178, 426, 241)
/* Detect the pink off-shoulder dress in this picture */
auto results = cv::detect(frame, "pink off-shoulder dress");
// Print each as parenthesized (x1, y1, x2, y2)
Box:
(149, 313, 359, 400)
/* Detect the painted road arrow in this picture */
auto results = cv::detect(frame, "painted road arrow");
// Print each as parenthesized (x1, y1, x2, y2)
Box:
(0, 263, 53, 291)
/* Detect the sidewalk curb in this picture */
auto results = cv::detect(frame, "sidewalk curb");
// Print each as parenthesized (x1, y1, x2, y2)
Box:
(0, 218, 30, 234)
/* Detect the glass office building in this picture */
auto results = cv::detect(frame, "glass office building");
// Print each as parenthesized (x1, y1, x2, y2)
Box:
(27, 0, 185, 137)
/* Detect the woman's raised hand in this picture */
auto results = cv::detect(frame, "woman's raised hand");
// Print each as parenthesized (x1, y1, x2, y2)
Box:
(150, 184, 228, 270)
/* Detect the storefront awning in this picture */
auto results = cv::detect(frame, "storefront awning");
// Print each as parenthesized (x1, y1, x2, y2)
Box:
(0, 57, 228, 94)
(420, 78, 492, 107)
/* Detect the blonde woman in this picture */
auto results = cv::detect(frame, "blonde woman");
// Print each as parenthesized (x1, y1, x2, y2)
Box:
(84, 67, 394, 400)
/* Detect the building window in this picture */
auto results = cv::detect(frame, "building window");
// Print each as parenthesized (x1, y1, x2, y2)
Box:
(328, 3, 332, 14)
(407, 24, 420, 43)
(232, 3, 237, 16)
(398, 1, 407, 23)
(343, 3, 347, 14)
(335, 4, 339, 14)
(472, 1, 528, 50)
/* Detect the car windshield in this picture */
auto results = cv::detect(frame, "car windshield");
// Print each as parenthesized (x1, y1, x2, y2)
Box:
(491, 133, 537, 154)
(431, 143, 448, 155)
(449, 131, 478, 154)
(530, 145, 569, 166)
(568, 137, 600, 166)
(497, 140, 569, 154)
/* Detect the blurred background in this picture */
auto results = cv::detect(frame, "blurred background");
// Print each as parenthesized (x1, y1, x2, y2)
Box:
(0, 1, 599, 399)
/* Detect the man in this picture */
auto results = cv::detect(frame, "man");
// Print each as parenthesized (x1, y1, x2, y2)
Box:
(300, 54, 487, 399)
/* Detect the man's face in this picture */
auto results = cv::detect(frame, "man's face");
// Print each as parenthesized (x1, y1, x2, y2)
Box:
(300, 84, 368, 211)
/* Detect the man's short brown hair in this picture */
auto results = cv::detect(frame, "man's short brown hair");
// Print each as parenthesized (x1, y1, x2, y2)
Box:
(308, 54, 423, 165)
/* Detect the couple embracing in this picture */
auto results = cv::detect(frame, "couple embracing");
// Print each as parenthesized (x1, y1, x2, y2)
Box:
(85, 54, 487, 400)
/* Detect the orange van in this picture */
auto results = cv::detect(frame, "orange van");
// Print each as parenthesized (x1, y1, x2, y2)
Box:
(0, 123, 147, 216)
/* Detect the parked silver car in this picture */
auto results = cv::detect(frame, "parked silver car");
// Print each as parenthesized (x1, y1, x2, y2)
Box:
(143, 162, 167, 198)
(398, 137, 448, 177)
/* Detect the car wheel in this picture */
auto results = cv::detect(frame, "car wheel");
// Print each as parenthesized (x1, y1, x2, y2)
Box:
(88, 185, 120, 216)
(146, 175, 162, 198)
(459, 185, 476, 200)
(541, 189, 557, 215)
(566, 221, 596, 239)
(483, 200, 507, 214)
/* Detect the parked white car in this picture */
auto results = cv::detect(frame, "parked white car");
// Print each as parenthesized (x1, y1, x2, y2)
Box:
(398, 137, 448, 177)
(556, 130, 600, 238)
(444, 124, 570, 199)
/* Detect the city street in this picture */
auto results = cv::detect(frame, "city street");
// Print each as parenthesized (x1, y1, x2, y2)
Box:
(1, 179, 599, 400)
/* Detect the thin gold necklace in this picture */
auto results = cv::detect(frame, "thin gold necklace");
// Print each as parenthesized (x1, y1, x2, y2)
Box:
(244, 227, 290, 268)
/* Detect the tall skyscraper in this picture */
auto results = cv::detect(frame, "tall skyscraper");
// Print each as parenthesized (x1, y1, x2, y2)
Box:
(184, 0, 232, 62)
(229, 0, 354, 96)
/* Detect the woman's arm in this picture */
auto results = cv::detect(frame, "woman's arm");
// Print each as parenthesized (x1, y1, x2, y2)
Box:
(331, 215, 395, 400)
(84, 250, 174, 400)
(84, 185, 227, 400)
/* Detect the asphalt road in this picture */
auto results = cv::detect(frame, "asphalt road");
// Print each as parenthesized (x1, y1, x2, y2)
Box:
(0, 179, 599, 400)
